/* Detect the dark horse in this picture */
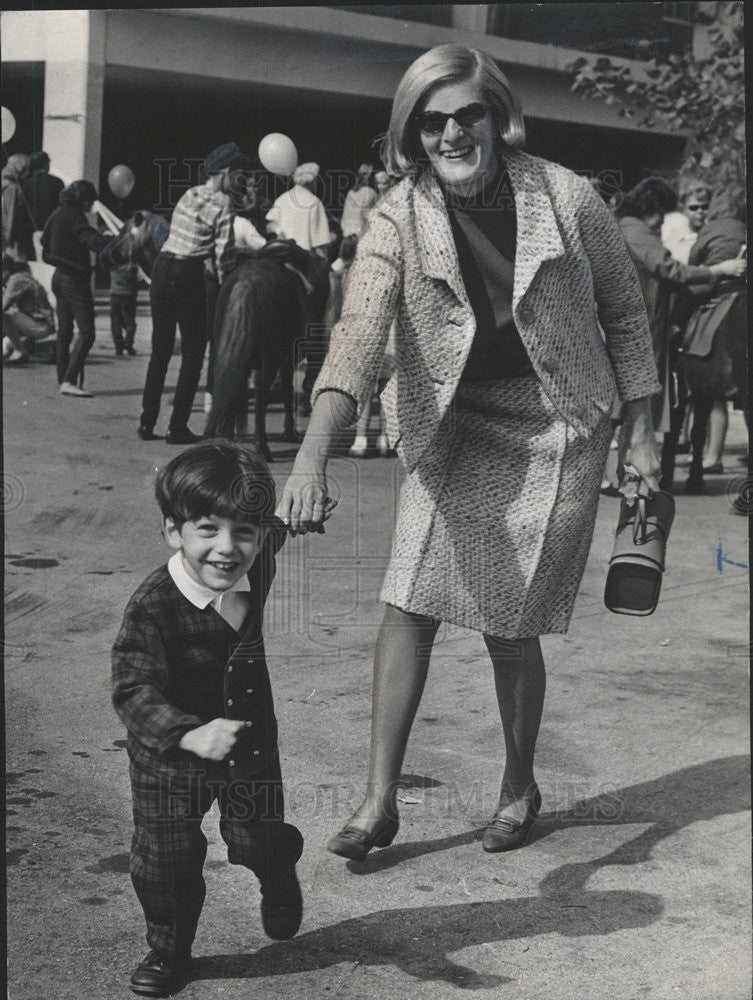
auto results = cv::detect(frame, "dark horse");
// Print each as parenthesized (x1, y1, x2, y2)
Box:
(204, 244, 309, 457)
(99, 212, 310, 460)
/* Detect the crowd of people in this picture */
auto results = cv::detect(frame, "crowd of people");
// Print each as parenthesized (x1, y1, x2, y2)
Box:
(3, 40, 747, 997)
(2, 122, 745, 486)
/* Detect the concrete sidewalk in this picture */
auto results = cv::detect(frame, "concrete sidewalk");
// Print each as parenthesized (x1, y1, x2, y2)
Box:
(4, 311, 750, 999)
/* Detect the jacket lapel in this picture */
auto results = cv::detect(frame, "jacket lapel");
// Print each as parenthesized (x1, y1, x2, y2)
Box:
(503, 149, 566, 307)
(413, 170, 469, 305)
(413, 152, 566, 309)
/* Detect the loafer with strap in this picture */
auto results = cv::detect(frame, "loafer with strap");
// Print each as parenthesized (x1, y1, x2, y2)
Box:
(327, 816, 399, 862)
(483, 785, 542, 854)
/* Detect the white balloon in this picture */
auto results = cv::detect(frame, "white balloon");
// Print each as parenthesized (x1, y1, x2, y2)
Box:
(258, 133, 298, 177)
(1, 107, 17, 144)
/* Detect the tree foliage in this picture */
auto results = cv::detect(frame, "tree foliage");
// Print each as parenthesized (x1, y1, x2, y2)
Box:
(567, 2, 745, 185)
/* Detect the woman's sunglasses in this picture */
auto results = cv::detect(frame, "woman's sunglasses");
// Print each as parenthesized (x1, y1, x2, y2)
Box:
(413, 102, 489, 136)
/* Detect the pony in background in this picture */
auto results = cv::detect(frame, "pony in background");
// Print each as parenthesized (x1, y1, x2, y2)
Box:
(100, 216, 310, 459)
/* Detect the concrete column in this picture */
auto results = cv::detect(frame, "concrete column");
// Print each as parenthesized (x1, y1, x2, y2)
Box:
(42, 10, 105, 186)
(451, 5, 488, 34)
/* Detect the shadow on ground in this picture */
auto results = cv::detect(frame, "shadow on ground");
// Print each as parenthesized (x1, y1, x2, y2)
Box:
(188, 755, 747, 988)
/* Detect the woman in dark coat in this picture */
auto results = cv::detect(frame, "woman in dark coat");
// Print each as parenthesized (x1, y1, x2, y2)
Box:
(616, 179, 746, 488)
(41, 180, 112, 396)
(679, 185, 747, 492)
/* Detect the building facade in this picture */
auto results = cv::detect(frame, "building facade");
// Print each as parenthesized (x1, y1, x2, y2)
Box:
(2, 5, 692, 217)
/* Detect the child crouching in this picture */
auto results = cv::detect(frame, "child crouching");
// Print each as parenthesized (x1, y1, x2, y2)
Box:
(112, 440, 303, 997)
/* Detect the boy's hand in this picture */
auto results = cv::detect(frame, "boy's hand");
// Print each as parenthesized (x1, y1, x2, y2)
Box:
(179, 719, 245, 761)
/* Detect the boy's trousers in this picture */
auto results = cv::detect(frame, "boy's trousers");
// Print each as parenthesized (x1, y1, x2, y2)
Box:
(110, 295, 137, 352)
(129, 754, 303, 963)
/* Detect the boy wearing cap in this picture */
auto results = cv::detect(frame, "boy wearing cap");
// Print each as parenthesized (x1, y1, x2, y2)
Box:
(138, 143, 252, 445)
(112, 440, 303, 997)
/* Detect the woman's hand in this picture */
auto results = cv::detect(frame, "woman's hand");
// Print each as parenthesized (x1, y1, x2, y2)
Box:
(276, 452, 337, 535)
(277, 390, 357, 533)
(618, 397, 662, 502)
(710, 258, 747, 280)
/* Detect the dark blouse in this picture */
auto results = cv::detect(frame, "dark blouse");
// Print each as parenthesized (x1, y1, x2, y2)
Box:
(447, 169, 534, 380)
(41, 204, 111, 276)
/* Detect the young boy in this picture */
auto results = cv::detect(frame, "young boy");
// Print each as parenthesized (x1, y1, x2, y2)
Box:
(109, 261, 138, 356)
(112, 441, 303, 997)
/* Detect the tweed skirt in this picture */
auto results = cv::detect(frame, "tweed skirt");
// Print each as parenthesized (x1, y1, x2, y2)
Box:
(379, 377, 612, 637)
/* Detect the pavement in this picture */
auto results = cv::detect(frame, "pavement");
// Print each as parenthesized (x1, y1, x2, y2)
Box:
(4, 307, 751, 1000)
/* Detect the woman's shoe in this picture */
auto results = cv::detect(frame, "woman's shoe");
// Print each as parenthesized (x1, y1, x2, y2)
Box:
(60, 382, 93, 397)
(702, 462, 724, 475)
(483, 785, 542, 853)
(600, 483, 622, 498)
(327, 816, 399, 862)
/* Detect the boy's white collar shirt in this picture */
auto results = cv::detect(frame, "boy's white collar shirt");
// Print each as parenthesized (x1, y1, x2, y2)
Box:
(168, 551, 250, 631)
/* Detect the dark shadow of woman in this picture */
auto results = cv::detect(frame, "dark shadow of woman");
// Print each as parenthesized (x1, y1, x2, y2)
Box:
(190, 754, 747, 987)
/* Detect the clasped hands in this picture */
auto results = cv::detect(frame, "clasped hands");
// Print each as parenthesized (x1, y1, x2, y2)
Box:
(276, 463, 337, 535)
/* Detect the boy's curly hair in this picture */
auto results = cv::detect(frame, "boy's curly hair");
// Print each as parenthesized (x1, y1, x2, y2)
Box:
(155, 439, 276, 528)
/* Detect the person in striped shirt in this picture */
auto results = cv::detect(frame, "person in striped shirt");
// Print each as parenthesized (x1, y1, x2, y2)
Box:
(138, 143, 252, 445)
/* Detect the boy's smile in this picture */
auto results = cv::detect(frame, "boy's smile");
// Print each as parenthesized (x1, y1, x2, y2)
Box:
(164, 514, 263, 592)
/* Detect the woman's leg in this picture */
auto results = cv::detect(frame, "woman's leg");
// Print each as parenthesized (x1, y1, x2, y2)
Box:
(61, 277, 95, 385)
(2, 314, 30, 360)
(703, 399, 729, 468)
(484, 634, 546, 822)
(687, 394, 713, 488)
(345, 604, 440, 831)
(53, 271, 73, 384)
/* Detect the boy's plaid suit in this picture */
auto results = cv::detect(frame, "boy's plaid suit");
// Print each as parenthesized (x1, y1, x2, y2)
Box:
(112, 526, 302, 962)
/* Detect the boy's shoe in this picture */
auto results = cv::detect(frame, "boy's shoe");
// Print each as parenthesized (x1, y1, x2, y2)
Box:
(129, 950, 190, 997)
(137, 424, 158, 441)
(260, 865, 303, 940)
(126, 346, 137, 356)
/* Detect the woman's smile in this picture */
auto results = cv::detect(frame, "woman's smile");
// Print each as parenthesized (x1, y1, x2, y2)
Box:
(440, 145, 474, 159)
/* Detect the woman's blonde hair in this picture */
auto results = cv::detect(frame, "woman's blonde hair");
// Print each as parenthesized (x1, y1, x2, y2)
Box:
(380, 44, 525, 180)
(678, 176, 711, 205)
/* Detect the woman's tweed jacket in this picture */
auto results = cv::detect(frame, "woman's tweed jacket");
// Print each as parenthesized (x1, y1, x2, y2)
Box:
(312, 148, 661, 473)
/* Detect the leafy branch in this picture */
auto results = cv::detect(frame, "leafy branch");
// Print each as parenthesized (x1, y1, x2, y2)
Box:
(566, 1, 745, 183)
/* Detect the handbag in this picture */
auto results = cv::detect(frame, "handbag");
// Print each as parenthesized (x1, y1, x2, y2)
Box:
(604, 490, 675, 616)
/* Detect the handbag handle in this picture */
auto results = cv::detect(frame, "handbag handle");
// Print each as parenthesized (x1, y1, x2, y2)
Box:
(632, 497, 648, 546)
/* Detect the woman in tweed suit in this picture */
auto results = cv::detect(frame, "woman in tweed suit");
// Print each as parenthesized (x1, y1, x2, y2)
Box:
(279, 44, 663, 859)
